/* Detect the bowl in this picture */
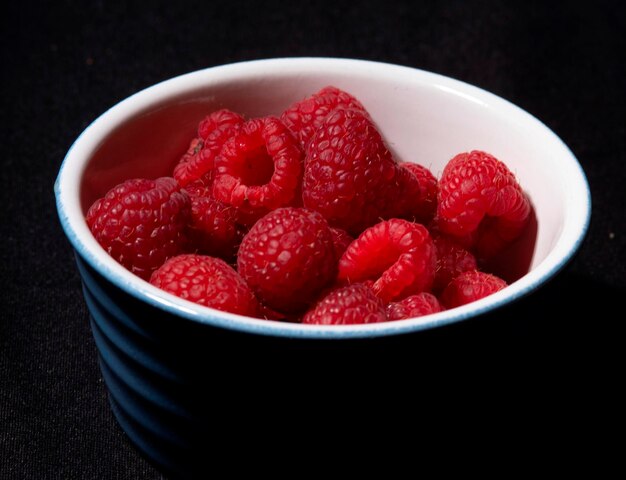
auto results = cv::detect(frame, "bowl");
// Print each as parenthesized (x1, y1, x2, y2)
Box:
(55, 58, 590, 473)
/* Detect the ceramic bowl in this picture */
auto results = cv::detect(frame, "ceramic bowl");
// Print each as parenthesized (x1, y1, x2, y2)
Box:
(55, 58, 590, 474)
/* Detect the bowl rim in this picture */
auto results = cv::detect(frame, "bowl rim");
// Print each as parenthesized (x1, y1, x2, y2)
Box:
(54, 57, 591, 339)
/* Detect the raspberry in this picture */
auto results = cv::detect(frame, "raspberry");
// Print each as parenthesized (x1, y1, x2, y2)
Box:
(437, 150, 530, 259)
(149, 254, 258, 316)
(184, 180, 244, 262)
(86, 177, 190, 280)
(173, 139, 215, 188)
(330, 227, 354, 261)
(181, 177, 213, 198)
(303, 108, 411, 235)
(440, 270, 507, 309)
(173, 137, 204, 185)
(399, 162, 438, 224)
(256, 302, 294, 322)
(213, 117, 303, 226)
(197, 109, 244, 141)
(237, 207, 336, 314)
(337, 219, 436, 303)
(281, 86, 367, 148)
(386, 292, 443, 321)
(302, 283, 386, 325)
(432, 234, 477, 293)
(173, 109, 244, 187)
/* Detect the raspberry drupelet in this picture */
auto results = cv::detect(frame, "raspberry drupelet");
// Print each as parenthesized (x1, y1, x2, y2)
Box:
(386, 292, 443, 321)
(150, 254, 259, 316)
(237, 207, 337, 314)
(437, 150, 530, 260)
(86, 177, 190, 280)
(338, 218, 436, 303)
(302, 283, 387, 325)
(329, 227, 354, 261)
(303, 108, 417, 235)
(173, 109, 244, 187)
(281, 86, 368, 149)
(440, 270, 507, 308)
(183, 180, 244, 262)
(432, 234, 478, 294)
(399, 162, 438, 225)
(213, 116, 303, 226)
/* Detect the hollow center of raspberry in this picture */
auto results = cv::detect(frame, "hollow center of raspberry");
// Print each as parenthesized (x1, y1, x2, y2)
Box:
(236, 144, 275, 186)
(358, 246, 404, 280)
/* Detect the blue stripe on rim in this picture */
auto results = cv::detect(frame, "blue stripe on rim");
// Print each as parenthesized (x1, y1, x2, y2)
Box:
(54, 58, 592, 340)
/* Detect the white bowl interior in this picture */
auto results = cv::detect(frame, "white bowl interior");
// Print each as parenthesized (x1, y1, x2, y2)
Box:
(58, 58, 590, 338)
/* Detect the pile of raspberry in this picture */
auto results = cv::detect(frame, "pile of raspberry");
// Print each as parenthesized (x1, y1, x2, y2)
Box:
(86, 86, 531, 325)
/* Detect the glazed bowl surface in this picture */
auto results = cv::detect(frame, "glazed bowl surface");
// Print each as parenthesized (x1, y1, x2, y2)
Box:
(54, 58, 590, 474)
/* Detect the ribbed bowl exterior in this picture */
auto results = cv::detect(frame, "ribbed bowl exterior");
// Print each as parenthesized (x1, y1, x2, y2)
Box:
(76, 254, 323, 476)
(77, 255, 213, 476)
(76, 252, 417, 476)
(57, 59, 591, 479)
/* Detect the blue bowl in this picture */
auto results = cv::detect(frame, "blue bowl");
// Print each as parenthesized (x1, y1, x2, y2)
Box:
(55, 58, 590, 474)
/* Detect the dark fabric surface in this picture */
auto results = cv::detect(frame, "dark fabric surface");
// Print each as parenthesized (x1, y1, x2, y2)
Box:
(1, 0, 624, 478)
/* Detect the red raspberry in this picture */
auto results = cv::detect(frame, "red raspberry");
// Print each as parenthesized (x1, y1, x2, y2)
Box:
(173, 109, 244, 187)
(184, 180, 244, 262)
(173, 137, 204, 185)
(440, 270, 507, 309)
(337, 219, 436, 303)
(386, 292, 443, 321)
(330, 227, 354, 261)
(303, 108, 411, 235)
(213, 117, 303, 226)
(302, 283, 387, 325)
(432, 234, 477, 293)
(256, 302, 295, 322)
(437, 150, 530, 259)
(86, 177, 190, 280)
(181, 177, 213, 198)
(197, 109, 244, 141)
(399, 162, 438, 224)
(237, 207, 336, 314)
(149, 254, 258, 316)
(281, 86, 367, 148)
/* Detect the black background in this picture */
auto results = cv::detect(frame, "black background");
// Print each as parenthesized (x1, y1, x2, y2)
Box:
(1, 1, 624, 478)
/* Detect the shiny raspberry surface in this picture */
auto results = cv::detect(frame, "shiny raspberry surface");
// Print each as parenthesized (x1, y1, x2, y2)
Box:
(86, 177, 190, 280)
(237, 207, 336, 314)
(338, 218, 436, 303)
(150, 254, 258, 316)
(302, 283, 386, 325)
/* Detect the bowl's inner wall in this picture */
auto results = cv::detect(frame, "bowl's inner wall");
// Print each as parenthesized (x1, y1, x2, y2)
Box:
(80, 69, 562, 272)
